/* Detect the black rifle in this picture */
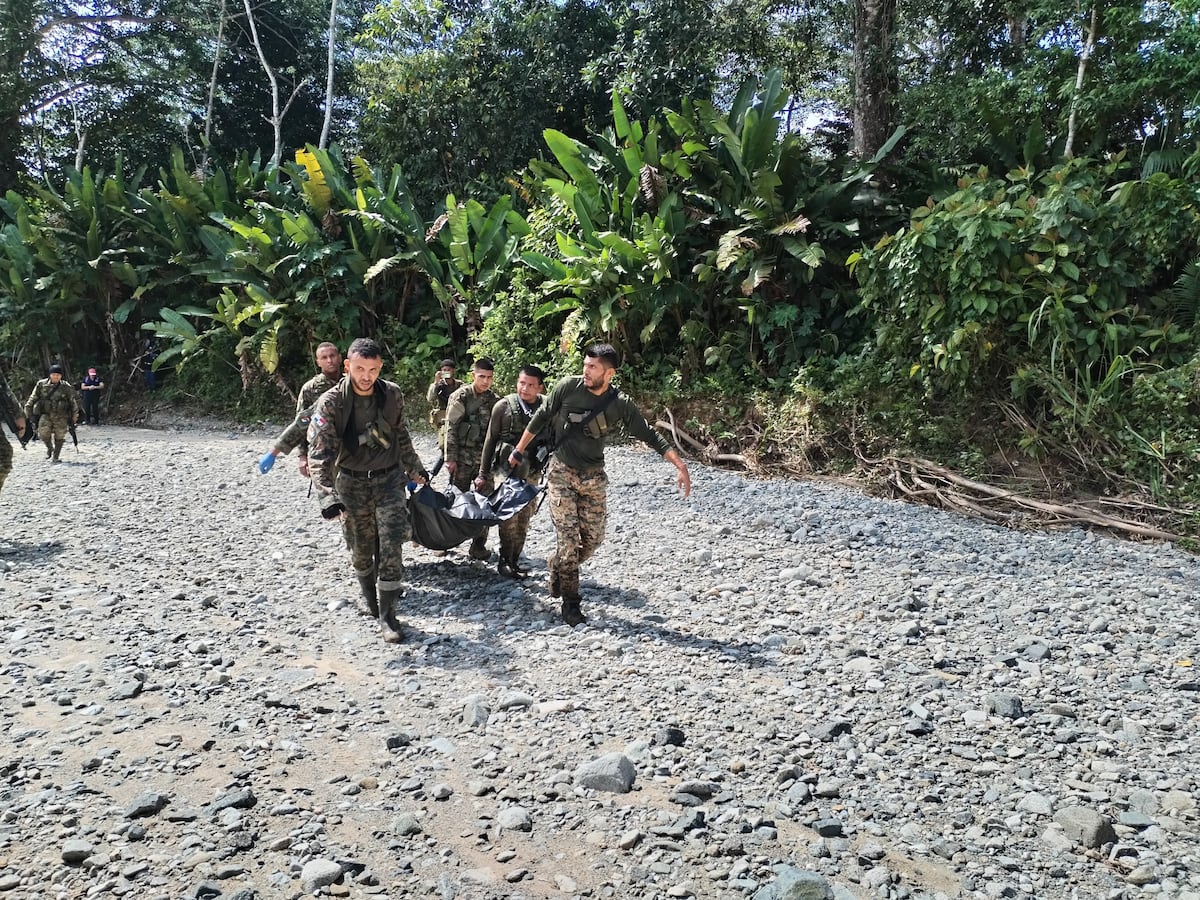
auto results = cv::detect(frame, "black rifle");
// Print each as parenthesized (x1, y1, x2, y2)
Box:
(68, 419, 79, 451)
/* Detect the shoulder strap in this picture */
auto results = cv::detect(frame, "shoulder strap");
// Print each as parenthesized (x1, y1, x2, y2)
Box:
(549, 387, 618, 452)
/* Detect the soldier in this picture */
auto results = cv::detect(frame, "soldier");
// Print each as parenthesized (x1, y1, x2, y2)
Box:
(0, 368, 29, 495)
(444, 358, 498, 560)
(477, 364, 547, 577)
(307, 338, 428, 643)
(425, 358, 461, 454)
(508, 344, 691, 626)
(258, 342, 342, 475)
(25, 364, 80, 463)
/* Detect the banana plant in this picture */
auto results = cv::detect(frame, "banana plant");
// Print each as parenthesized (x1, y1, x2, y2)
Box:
(433, 192, 530, 327)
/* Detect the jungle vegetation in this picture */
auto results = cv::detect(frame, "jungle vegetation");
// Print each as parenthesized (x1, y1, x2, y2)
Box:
(2, 0, 1199, 533)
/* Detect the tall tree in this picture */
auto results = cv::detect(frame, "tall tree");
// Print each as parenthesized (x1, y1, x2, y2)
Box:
(355, 0, 619, 212)
(0, 0, 194, 192)
(852, 0, 897, 159)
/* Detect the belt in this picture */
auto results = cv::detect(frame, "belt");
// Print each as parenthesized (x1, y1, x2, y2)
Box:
(339, 464, 401, 480)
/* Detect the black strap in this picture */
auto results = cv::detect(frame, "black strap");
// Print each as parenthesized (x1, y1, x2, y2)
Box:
(547, 387, 618, 455)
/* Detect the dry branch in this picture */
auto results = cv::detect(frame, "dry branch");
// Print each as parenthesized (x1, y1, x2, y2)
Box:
(655, 409, 749, 468)
(876, 455, 1182, 542)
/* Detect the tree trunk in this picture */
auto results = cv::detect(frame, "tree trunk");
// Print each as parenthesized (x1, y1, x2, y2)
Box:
(1064, 4, 1100, 160)
(319, 0, 337, 149)
(852, 0, 897, 160)
(241, 0, 283, 166)
(201, 0, 228, 173)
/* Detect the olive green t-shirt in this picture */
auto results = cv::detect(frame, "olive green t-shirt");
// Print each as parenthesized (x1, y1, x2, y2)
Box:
(526, 376, 670, 471)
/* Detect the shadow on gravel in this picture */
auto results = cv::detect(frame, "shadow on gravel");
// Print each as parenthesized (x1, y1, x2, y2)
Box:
(591, 584, 776, 666)
(0, 538, 68, 566)
(367, 553, 774, 676)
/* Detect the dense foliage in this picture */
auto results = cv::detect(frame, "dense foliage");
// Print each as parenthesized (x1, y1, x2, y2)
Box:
(3, 0, 1200, 517)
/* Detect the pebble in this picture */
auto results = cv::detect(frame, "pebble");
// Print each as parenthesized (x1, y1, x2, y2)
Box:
(0, 423, 1197, 899)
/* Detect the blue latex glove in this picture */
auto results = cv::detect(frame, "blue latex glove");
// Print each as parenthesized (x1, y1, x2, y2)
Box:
(258, 451, 277, 474)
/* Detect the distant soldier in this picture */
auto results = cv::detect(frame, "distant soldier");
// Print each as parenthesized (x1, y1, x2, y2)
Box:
(477, 364, 547, 577)
(307, 338, 428, 643)
(425, 358, 461, 454)
(25, 364, 80, 463)
(258, 342, 343, 475)
(0, 368, 29, 494)
(444, 358, 498, 560)
(508, 344, 691, 626)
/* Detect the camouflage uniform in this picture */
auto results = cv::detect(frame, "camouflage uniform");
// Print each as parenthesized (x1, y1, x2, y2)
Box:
(478, 393, 545, 572)
(0, 371, 23, 494)
(307, 377, 425, 598)
(525, 376, 672, 604)
(25, 378, 80, 461)
(426, 375, 462, 452)
(445, 382, 498, 557)
(270, 372, 340, 459)
(292, 372, 340, 459)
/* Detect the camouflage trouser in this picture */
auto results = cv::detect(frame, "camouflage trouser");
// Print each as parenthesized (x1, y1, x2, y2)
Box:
(547, 463, 607, 596)
(498, 473, 540, 562)
(0, 433, 11, 494)
(335, 469, 411, 591)
(39, 414, 70, 457)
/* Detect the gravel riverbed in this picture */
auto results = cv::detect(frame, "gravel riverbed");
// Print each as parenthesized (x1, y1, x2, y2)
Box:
(0, 420, 1198, 900)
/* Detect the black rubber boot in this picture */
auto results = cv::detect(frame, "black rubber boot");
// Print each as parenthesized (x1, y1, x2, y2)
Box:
(357, 575, 379, 618)
(559, 568, 585, 625)
(378, 589, 403, 644)
(468, 536, 490, 561)
(561, 595, 587, 626)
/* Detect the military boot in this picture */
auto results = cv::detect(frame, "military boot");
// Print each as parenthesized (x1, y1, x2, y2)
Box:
(497, 556, 514, 578)
(357, 574, 379, 618)
(561, 595, 587, 626)
(559, 569, 586, 625)
(507, 555, 528, 579)
(377, 589, 404, 644)
(44, 441, 52, 459)
(52, 437, 64, 462)
(467, 535, 490, 561)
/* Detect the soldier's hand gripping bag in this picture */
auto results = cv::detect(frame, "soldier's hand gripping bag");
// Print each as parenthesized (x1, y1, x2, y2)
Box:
(487, 475, 543, 523)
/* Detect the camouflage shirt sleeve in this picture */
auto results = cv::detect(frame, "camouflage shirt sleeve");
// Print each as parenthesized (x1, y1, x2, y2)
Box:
(478, 399, 509, 480)
(444, 386, 468, 463)
(273, 406, 313, 456)
(306, 389, 344, 510)
(24, 382, 42, 420)
(294, 376, 330, 457)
